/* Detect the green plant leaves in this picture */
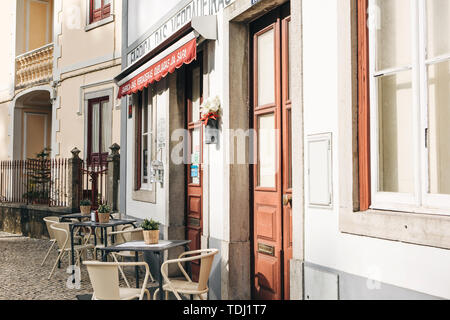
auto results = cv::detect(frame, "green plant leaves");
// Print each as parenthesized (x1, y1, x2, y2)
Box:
(141, 218, 160, 231)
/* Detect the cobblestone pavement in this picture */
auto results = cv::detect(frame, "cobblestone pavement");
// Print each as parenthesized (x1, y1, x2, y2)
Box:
(0, 231, 141, 300)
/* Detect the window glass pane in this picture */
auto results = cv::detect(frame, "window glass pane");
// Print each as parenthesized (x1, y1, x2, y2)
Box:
(192, 66, 201, 123)
(257, 28, 275, 106)
(190, 128, 201, 185)
(375, 0, 411, 71)
(377, 71, 414, 193)
(143, 103, 148, 134)
(141, 89, 151, 186)
(103, 0, 111, 6)
(258, 113, 276, 188)
(287, 20, 291, 101)
(91, 103, 100, 153)
(94, 0, 102, 10)
(101, 100, 111, 153)
(142, 134, 148, 184)
(427, 0, 450, 59)
(428, 60, 450, 194)
(287, 109, 292, 189)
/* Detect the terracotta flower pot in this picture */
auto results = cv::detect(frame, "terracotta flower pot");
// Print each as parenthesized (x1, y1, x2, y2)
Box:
(143, 230, 159, 245)
(80, 206, 91, 216)
(98, 212, 110, 224)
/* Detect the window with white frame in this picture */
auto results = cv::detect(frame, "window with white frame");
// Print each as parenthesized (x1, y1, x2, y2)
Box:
(135, 87, 154, 191)
(366, 0, 450, 213)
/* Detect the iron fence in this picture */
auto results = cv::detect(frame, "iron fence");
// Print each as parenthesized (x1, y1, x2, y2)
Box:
(79, 161, 108, 209)
(0, 159, 69, 207)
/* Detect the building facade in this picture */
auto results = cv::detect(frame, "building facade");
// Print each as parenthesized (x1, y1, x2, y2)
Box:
(118, 0, 450, 300)
(0, 0, 122, 164)
(301, 0, 450, 300)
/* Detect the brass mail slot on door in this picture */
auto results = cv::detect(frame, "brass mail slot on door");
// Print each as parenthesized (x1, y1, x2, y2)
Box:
(188, 218, 201, 227)
(258, 243, 275, 257)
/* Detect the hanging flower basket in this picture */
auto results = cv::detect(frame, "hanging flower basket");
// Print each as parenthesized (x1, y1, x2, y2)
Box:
(201, 112, 220, 127)
(200, 96, 221, 144)
(200, 96, 221, 125)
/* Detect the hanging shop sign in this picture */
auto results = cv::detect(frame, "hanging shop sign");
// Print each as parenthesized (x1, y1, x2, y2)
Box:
(118, 38, 197, 99)
(128, 0, 235, 67)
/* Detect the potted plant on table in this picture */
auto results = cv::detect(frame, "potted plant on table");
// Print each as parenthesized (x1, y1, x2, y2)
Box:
(97, 203, 111, 224)
(141, 219, 160, 245)
(80, 199, 92, 216)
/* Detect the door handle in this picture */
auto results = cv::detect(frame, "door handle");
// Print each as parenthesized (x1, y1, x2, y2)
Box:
(283, 194, 292, 207)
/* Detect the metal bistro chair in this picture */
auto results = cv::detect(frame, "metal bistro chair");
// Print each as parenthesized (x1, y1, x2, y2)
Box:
(153, 249, 219, 300)
(48, 223, 94, 280)
(84, 261, 151, 300)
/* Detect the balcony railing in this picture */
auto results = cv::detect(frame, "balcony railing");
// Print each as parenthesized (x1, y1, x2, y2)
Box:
(15, 43, 54, 89)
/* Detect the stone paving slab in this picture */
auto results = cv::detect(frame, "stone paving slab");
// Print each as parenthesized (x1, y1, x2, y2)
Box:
(0, 232, 144, 300)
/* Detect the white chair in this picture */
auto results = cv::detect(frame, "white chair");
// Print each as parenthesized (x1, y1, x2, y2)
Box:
(42, 217, 84, 267)
(48, 223, 94, 280)
(109, 227, 145, 260)
(84, 261, 151, 300)
(92, 224, 135, 257)
(107, 227, 155, 287)
(153, 249, 219, 300)
(41, 216, 60, 266)
(89, 213, 126, 258)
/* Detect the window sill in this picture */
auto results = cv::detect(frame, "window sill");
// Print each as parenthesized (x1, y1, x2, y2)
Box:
(339, 208, 450, 250)
(85, 15, 114, 32)
(132, 189, 156, 204)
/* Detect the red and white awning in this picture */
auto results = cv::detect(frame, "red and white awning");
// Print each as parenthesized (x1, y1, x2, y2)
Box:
(117, 32, 197, 99)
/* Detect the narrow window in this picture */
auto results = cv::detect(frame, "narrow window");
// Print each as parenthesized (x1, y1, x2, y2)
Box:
(135, 88, 153, 191)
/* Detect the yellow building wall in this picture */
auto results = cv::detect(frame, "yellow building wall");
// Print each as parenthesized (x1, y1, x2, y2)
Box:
(16, 0, 54, 55)
(21, 107, 52, 159)
(56, 65, 122, 160)
(58, 0, 122, 70)
(55, 0, 122, 160)
(27, 0, 53, 52)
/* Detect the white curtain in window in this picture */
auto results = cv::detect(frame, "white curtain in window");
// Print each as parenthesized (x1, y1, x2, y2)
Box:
(92, 103, 100, 153)
(101, 100, 112, 153)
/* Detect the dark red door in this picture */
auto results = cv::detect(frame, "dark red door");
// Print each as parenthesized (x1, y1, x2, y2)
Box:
(186, 54, 203, 282)
(87, 97, 110, 166)
(251, 3, 292, 300)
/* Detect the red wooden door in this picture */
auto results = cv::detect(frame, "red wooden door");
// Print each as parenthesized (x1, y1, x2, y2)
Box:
(87, 97, 109, 166)
(281, 16, 293, 301)
(186, 54, 203, 282)
(251, 4, 292, 300)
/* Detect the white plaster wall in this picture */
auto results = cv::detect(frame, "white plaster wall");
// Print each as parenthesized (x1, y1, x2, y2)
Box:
(127, 0, 180, 46)
(207, 13, 226, 243)
(302, 0, 450, 299)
